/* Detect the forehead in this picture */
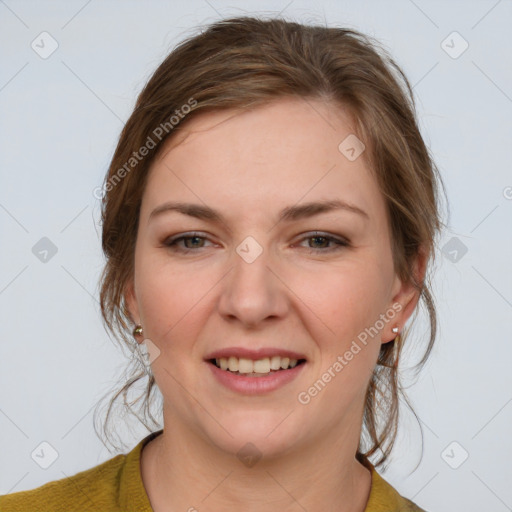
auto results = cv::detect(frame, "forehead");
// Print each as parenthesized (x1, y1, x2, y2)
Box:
(141, 97, 384, 225)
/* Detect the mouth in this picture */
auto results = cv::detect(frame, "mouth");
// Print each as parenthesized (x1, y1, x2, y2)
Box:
(208, 356, 307, 377)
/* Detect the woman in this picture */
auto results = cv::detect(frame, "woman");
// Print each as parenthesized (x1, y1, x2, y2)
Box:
(0, 15, 445, 512)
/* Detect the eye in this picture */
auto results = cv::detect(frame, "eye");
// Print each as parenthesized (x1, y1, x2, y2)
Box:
(163, 232, 214, 252)
(296, 232, 350, 253)
(163, 231, 350, 254)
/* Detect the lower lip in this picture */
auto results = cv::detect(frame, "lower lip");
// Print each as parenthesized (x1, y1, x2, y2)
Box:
(206, 361, 306, 395)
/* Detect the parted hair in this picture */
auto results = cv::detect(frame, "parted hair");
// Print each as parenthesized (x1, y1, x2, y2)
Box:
(94, 15, 447, 468)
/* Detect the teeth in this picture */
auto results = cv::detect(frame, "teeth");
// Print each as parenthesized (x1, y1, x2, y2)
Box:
(270, 356, 281, 370)
(214, 356, 300, 373)
(228, 356, 238, 371)
(238, 358, 253, 373)
(253, 358, 270, 373)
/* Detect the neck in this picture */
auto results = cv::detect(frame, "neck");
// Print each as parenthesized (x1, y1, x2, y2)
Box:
(141, 420, 372, 512)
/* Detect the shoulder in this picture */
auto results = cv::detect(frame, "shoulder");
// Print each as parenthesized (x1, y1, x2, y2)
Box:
(365, 465, 428, 512)
(399, 496, 428, 512)
(0, 429, 164, 512)
(0, 451, 128, 512)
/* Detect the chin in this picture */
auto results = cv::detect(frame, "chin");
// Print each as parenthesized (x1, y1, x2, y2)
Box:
(203, 411, 302, 462)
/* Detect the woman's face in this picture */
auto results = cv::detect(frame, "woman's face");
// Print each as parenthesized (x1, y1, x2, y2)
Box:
(126, 97, 418, 458)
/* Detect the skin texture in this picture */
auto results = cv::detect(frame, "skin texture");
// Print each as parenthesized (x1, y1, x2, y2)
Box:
(125, 97, 425, 512)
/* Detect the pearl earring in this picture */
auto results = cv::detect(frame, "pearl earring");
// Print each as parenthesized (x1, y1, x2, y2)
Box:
(392, 326, 399, 334)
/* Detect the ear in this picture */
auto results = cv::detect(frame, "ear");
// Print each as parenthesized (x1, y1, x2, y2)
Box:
(124, 277, 140, 326)
(383, 245, 428, 344)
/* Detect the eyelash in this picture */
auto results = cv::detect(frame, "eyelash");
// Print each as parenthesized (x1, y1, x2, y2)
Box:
(163, 231, 350, 253)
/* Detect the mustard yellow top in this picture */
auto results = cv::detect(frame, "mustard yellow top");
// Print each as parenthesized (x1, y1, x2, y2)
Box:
(0, 430, 426, 511)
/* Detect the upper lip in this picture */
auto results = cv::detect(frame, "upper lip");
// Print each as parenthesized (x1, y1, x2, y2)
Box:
(204, 347, 307, 361)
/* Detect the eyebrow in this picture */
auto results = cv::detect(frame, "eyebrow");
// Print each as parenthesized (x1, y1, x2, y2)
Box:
(148, 199, 369, 225)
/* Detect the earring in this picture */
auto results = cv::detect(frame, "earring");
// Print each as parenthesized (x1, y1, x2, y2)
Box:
(133, 324, 143, 338)
(391, 326, 399, 334)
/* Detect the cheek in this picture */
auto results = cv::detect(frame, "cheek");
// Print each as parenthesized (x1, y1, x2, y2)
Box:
(294, 268, 385, 403)
(135, 258, 212, 347)
(293, 259, 389, 345)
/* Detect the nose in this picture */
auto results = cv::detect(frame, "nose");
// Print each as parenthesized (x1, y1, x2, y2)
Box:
(217, 240, 289, 328)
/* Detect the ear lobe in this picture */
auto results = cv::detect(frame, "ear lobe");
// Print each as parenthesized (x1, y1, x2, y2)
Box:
(388, 246, 429, 340)
(124, 278, 140, 325)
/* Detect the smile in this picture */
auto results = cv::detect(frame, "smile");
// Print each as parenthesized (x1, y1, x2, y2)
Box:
(211, 355, 305, 376)
(206, 357, 307, 394)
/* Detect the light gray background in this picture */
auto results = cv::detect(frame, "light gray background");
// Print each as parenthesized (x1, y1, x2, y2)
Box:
(1, 1, 511, 511)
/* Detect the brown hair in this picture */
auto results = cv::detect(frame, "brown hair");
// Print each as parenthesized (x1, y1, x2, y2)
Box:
(93, 15, 447, 468)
